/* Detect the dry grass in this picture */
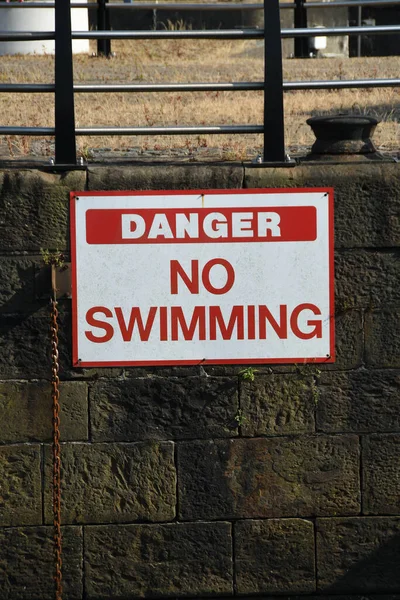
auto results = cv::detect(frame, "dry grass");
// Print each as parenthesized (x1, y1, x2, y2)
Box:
(0, 39, 399, 159)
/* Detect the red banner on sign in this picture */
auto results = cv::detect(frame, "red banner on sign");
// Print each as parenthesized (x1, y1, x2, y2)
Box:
(86, 206, 317, 244)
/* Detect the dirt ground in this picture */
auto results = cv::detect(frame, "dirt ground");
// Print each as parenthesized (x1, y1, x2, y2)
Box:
(0, 39, 399, 161)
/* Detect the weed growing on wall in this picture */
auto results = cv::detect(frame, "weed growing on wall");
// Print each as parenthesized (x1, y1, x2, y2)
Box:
(238, 367, 259, 382)
(40, 248, 65, 268)
(235, 409, 247, 427)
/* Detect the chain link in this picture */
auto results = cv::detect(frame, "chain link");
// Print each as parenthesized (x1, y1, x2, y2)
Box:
(51, 297, 63, 600)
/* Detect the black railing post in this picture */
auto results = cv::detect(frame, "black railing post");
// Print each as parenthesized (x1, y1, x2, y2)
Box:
(294, 0, 308, 58)
(55, 0, 76, 165)
(98, 0, 111, 57)
(357, 5, 362, 57)
(263, 0, 285, 163)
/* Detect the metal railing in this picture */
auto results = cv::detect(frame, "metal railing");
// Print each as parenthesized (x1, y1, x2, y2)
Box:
(0, 0, 399, 165)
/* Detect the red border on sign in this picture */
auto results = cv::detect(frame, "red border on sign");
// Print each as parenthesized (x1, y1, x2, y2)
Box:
(70, 187, 335, 367)
(70, 194, 79, 368)
(328, 187, 335, 363)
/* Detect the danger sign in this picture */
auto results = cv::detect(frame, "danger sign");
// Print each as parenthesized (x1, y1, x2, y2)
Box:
(70, 188, 334, 367)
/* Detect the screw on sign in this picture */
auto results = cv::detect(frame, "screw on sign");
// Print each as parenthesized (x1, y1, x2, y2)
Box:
(70, 189, 335, 367)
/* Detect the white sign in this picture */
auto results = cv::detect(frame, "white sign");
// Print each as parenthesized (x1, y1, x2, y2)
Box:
(70, 188, 335, 367)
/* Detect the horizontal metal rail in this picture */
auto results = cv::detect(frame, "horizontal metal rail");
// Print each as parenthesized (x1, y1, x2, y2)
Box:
(0, 125, 263, 136)
(306, 0, 400, 6)
(0, 1, 282, 8)
(0, 32, 55, 42)
(0, 0, 269, 8)
(285, 78, 400, 89)
(75, 82, 263, 92)
(283, 24, 400, 36)
(0, 1, 266, 7)
(0, 126, 55, 136)
(72, 24, 400, 39)
(0, 84, 55, 93)
(2, 24, 399, 44)
(78, 125, 264, 135)
(108, 2, 266, 8)
(0, 1, 266, 8)
(74, 29, 263, 38)
(2, 78, 399, 96)
(115, 0, 400, 7)
(72, 78, 400, 91)
(0, 1, 60, 6)
(106, 0, 400, 7)
(2, 0, 400, 8)
(0, 29, 262, 42)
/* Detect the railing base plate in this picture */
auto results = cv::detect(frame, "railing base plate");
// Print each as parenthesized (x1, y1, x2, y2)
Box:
(248, 158, 297, 167)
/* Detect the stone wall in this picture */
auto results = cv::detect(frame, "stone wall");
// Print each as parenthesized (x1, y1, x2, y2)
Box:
(0, 160, 399, 600)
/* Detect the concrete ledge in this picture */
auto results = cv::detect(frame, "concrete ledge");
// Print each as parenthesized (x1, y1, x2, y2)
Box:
(87, 163, 245, 191)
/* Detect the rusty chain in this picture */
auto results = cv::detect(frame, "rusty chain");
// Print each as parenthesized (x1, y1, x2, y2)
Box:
(50, 288, 63, 600)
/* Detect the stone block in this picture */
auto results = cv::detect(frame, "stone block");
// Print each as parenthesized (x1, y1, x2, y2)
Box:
(0, 313, 51, 379)
(235, 519, 315, 594)
(362, 435, 400, 514)
(317, 370, 400, 433)
(0, 308, 121, 380)
(365, 308, 400, 367)
(243, 163, 400, 248)
(178, 435, 360, 520)
(335, 251, 400, 311)
(0, 445, 42, 526)
(0, 170, 85, 252)
(328, 310, 363, 370)
(240, 374, 315, 436)
(317, 517, 400, 592)
(87, 164, 244, 191)
(90, 376, 238, 441)
(84, 522, 233, 598)
(0, 381, 88, 443)
(123, 365, 204, 378)
(44, 442, 176, 524)
(0, 526, 82, 599)
(0, 257, 41, 314)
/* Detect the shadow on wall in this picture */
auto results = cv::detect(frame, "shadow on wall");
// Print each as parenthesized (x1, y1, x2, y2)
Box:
(317, 523, 400, 594)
